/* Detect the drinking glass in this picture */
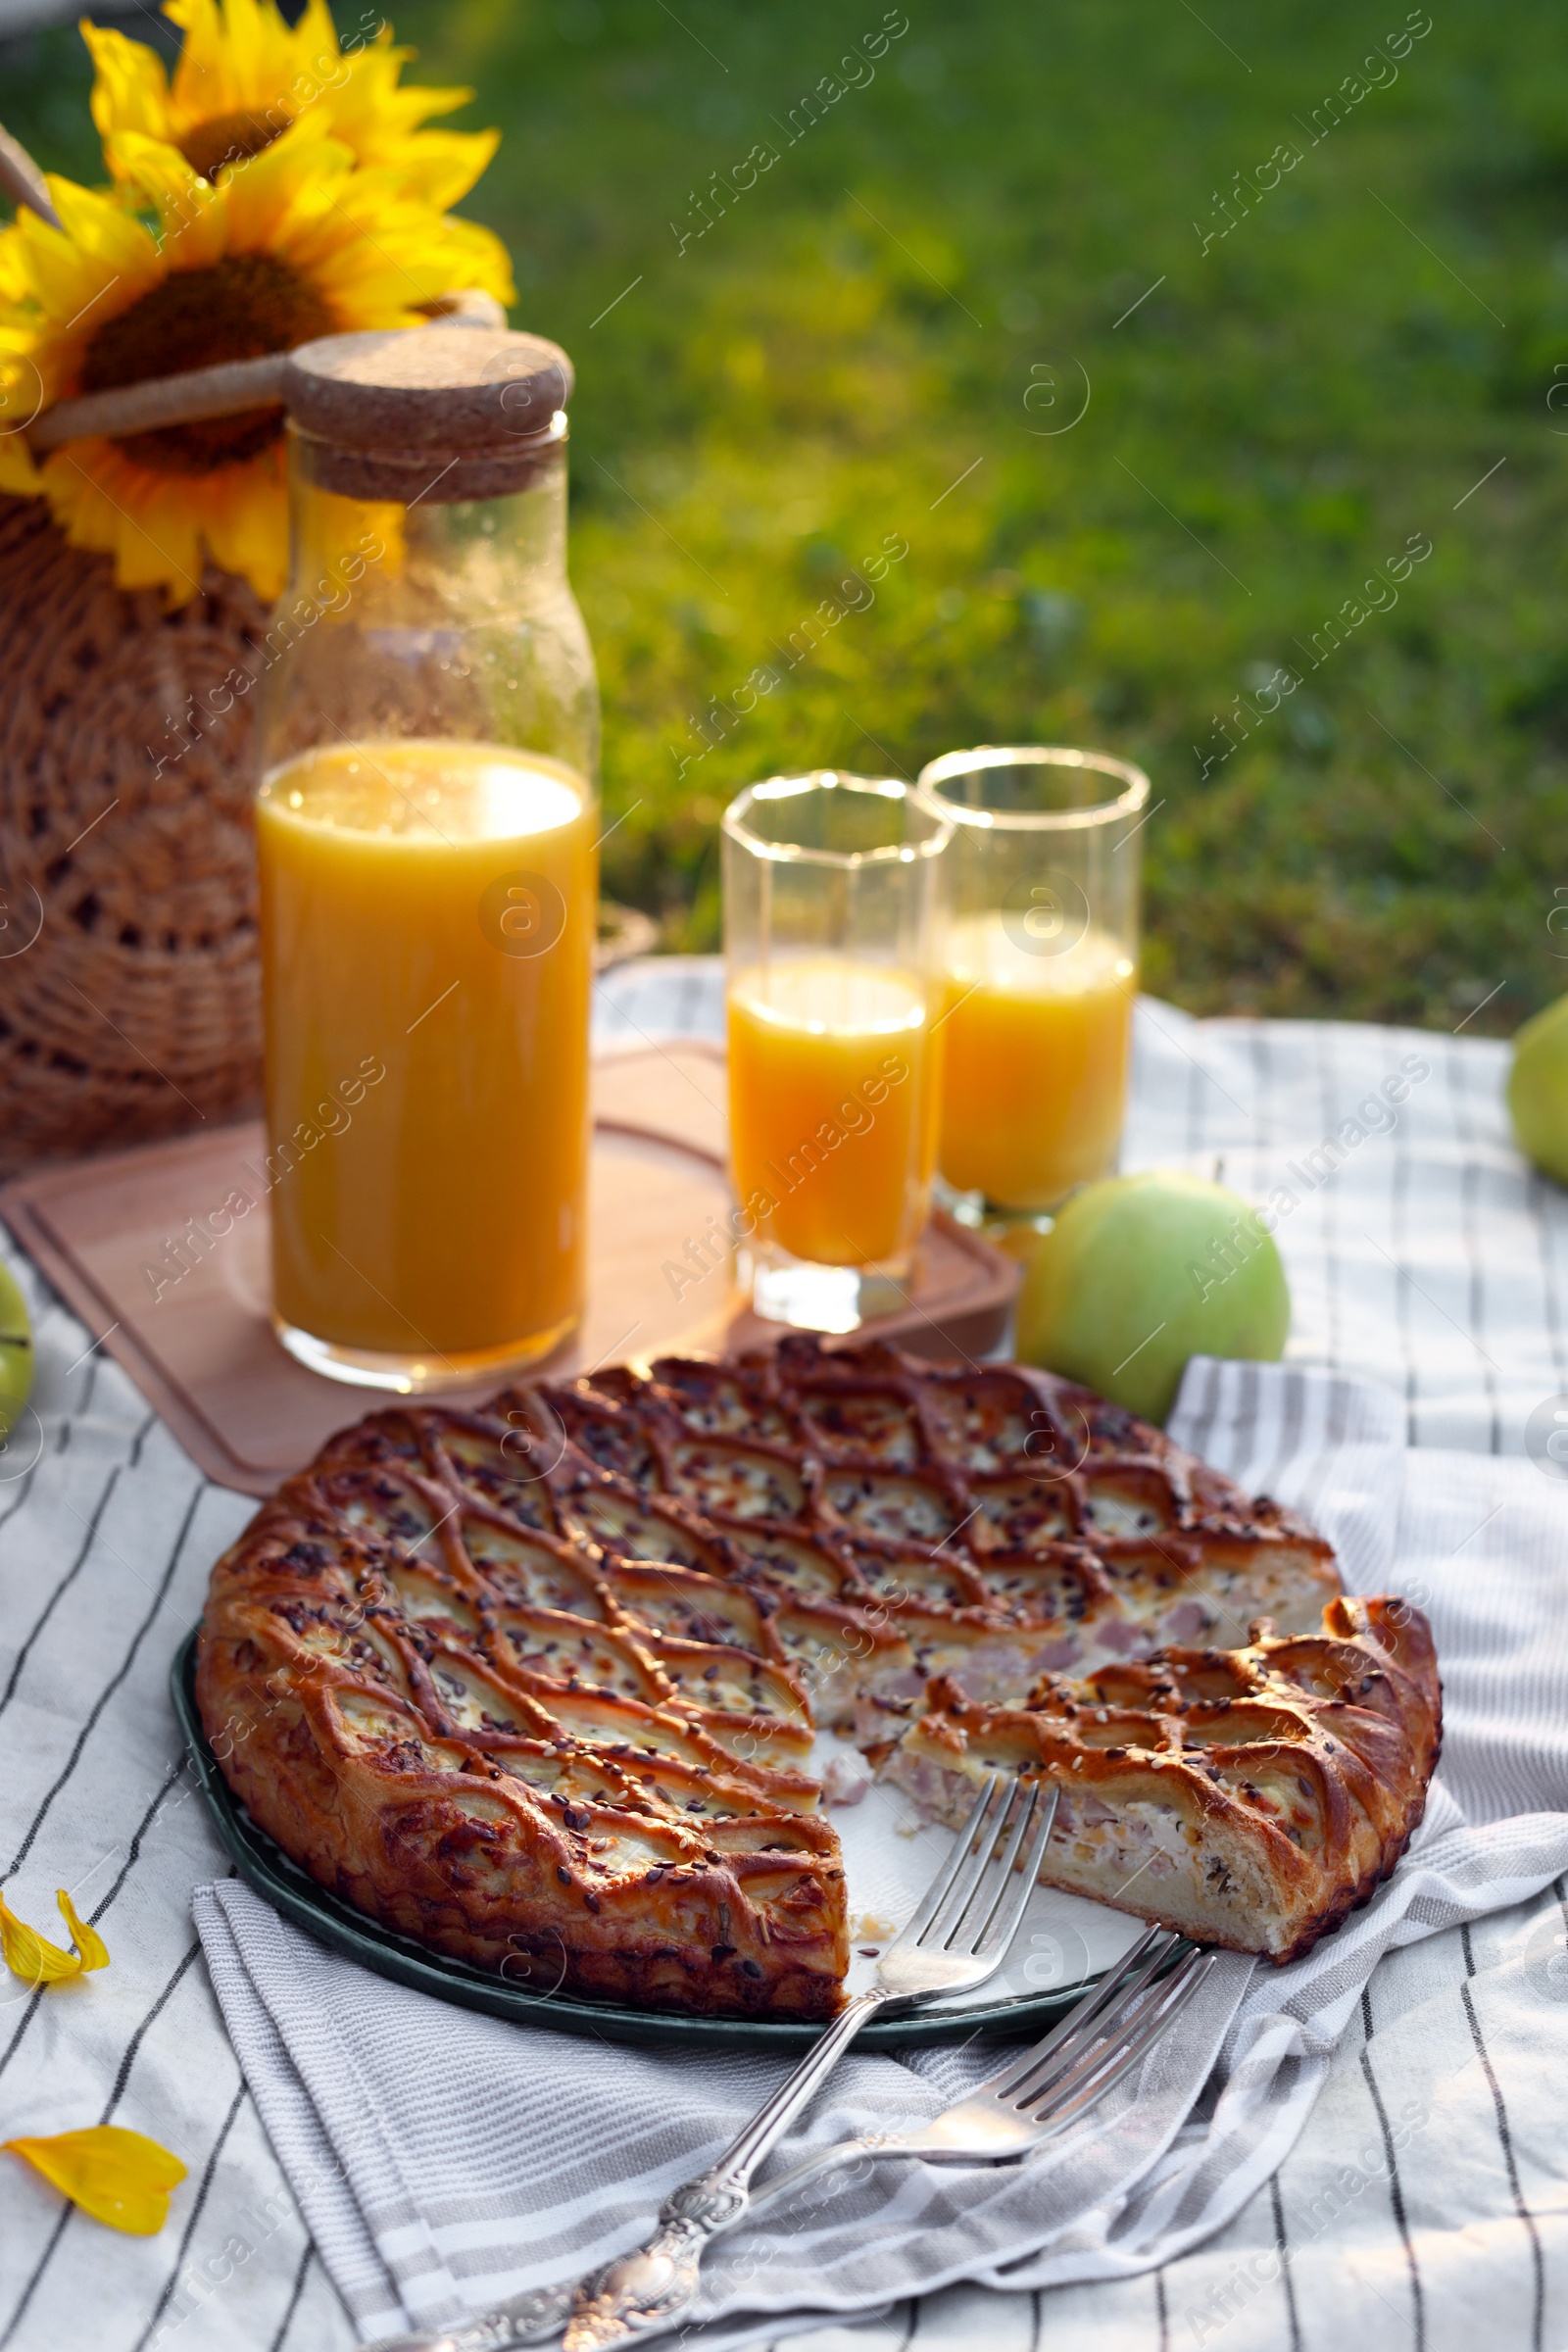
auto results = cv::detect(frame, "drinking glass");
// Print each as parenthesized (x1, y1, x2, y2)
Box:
(915, 746, 1149, 1223)
(721, 771, 952, 1332)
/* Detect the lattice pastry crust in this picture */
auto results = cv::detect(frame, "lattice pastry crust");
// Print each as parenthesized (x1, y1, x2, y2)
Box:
(886, 1597, 1441, 1962)
(196, 1337, 1438, 2013)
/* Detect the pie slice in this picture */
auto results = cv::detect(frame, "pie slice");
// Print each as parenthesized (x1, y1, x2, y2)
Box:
(883, 1594, 1441, 1961)
(196, 1337, 1440, 2013)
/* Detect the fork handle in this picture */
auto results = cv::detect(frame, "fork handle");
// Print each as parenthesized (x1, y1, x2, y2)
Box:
(743, 2129, 907, 2223)
(563, 1989, 886, 2350)
(359, 2278, 579, 2350)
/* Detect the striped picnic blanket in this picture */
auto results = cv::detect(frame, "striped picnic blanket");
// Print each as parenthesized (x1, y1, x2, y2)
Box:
(0, 968, 1563, 2352)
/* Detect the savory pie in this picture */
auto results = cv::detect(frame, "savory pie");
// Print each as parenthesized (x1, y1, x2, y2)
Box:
(196, 1337, 1440, 2013)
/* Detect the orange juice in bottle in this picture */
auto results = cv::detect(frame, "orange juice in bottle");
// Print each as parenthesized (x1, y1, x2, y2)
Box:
(256, 321, 601, 1387)
(257, 739, 596, 1384)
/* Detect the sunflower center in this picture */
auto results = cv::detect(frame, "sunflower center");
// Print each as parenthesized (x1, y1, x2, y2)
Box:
(177, 108, 291, 182)
(80, 252, 335, 475)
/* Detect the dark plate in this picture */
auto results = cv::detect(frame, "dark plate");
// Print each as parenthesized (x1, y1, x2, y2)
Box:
(172, 1631, 1100, 2050)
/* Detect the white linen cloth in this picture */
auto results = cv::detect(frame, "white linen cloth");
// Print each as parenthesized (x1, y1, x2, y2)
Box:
(1, 973, 1566, 2352)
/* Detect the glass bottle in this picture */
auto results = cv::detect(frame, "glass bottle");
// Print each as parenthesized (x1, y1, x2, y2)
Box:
(255, 323, 600, 1391)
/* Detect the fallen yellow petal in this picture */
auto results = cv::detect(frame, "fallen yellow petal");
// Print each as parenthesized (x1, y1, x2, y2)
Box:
(3, 2126, 186, 2234)
(0, 1891, 109, 1985)
(0, 1895, 77, 1985)
(54, 1892, 109, 1975)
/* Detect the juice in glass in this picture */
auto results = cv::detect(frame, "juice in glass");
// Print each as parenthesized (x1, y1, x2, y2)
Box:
(936, 915, 1134, 1211)
(721, 770, 949, 1329)
(917, 746, 1149, 1224)
(257, 737, 596, 1384)
(727, 958, 934, 1267)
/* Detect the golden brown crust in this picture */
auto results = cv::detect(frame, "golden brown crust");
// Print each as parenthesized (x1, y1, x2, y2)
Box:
(196, 1337, 1432, 2008)
(883, 1593, 1442, 1963)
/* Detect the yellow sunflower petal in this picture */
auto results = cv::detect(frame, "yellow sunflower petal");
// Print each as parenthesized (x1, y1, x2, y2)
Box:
(196, 439, 290, 598)
(43, 440, 206, 604)
(55, 1891, 109, 1975)
(3, 2127, 185, 2235)
(165, 0, 303, 130)
(424, 213, 516, 308)
(282, 0, 345, 113)
(0, 1893, 80, 1985)
(80, 18, 173, 146)
(263, 167, 440, 319)
(0, 1888, 109, 1984)
(0, 436, 45, 499)
(277, 167, 514, 319)
(218, 112, 354, 254)
(368, 125, 500, 213)
(19, 179, 162, 331)
(0, 308, 56, 446)
(0, 226, 32, 305)
(327, 42, 476, 139)
(285, 244, 435, 327)
(105, 132, 227, 270)
(318, 41, 499, 206)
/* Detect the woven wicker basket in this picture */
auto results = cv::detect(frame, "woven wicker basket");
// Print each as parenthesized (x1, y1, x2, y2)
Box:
(0, 493, 657, 1178)
(0, 491, 270, 1177)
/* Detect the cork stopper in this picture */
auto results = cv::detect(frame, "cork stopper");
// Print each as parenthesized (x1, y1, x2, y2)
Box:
(281, 323, 573, 504)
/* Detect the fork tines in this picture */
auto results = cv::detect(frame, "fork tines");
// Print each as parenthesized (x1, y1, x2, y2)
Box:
(905, 1774, 1061, 1961)
(992, 1929, 1218, 2129)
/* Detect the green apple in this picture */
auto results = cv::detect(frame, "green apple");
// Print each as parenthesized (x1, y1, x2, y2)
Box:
(0, 1260, 32, 1437)
(1508, 994, 1568, 1186)
(1015, 1171, 1291, 1424)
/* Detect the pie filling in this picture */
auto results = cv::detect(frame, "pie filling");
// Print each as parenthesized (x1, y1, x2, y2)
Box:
(197, 1338, 1440, 2014)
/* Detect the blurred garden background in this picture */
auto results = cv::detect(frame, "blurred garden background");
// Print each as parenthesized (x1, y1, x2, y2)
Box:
(4, 0, 1565, 1030)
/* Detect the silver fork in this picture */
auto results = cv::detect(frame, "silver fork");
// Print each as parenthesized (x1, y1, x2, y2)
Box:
(561, 1771, 1057, 2350)
(359, 1774, 1053, 2352)
(743, 1924, 1218, 2221)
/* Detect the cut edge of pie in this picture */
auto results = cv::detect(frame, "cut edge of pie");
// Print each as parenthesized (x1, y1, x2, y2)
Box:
(883, 1593, 1442, 1963)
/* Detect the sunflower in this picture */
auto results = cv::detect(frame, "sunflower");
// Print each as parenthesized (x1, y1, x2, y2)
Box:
(81, 0, 511, 237)
(0, 111, 509, 602)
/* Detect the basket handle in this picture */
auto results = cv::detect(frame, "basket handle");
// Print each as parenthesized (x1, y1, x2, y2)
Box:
(0, 121, 60, 230)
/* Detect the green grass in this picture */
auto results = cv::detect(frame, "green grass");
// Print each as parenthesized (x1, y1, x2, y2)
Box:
(8, 0, 1568, 1029)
